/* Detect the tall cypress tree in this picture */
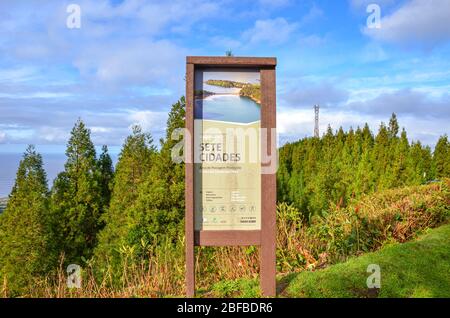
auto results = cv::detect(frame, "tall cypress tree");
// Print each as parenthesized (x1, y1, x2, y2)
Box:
(433, 135, 450, 179)
(125, 97, 186, 253)
(95, 125, 155, 267)
(388, 113, 399, 139)
(98, 145, 114, 209)
(0, 145, 51, 295)
(50, 119, 103, 263)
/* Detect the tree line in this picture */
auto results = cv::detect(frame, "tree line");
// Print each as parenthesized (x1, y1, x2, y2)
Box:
(0, 98, 185, 295)
(277, 113, 450, 219)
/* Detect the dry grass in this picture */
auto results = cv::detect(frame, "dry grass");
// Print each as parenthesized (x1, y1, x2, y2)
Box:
(3, 179, 449, 298)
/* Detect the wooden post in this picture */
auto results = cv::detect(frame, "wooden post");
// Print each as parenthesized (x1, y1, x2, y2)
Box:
(185, 62, 195, 297)
(260, 67, 277, 297)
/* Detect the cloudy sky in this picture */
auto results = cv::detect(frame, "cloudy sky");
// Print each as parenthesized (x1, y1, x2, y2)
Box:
(0, 0, 449, 152)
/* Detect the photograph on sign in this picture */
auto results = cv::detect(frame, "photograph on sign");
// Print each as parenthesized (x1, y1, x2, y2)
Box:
(194, 69, 261, 231)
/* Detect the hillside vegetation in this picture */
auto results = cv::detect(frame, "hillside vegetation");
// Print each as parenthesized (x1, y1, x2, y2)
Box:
(210, 222, 450, 298)
(3, 179, 446, 298)
(278, 113, 450, 220)
(0, 97, 449, 297)
(284, 223, 450, 298)
(276, 179, 450, 273)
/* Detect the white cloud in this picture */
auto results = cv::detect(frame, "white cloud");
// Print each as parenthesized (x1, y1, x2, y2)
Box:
(0, 67, 39, 84)
(127, 110, 167, 132)
(72, 0, 221, 35)
(0, 131, 6, 143)
(242, 18, 298, 45)
(277, 107, 379, 138)
(281, 82, 349, 108)
(91, 126, 112, 133)
(74, 39, 186, 85)
(350, 0, 396, 9)
(0, 92, 73, 99)
(363, 0, 450, 48)
(37, 126, 69, 143)
(345, 88, 450, 118)
(360, 42, 389, 62)
(277, 105, 447, 146)
(300, 4, 324, 25)
(210, 36, 242, 50)
(259, 0, 291, 7)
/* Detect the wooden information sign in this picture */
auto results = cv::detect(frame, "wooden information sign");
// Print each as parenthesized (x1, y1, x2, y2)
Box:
(185, 56, 277, 297)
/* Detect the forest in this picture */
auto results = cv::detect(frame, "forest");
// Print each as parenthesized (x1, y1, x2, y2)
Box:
(0, 96, 449, 297)
(277, 113, 450, 220)
(205, 79, 249, 88)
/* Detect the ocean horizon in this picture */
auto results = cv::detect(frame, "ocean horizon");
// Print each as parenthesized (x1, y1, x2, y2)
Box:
(0, 147, 119, 197)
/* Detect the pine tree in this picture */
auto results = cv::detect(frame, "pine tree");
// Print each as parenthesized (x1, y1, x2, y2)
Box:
(125, 97, 186, 252)
(372, 122, 390, 190)
(98, 145, 114, 209)
(95, 125, 155, 267)
(433, 135, 449, 179)
(50, 119, 103, 263)
(95, 97, 185, 273)
(390, 128, 409, 187)
(388, 113, 399, 139)
(0, 145, 51, 295)
(275, 113, 441, 219)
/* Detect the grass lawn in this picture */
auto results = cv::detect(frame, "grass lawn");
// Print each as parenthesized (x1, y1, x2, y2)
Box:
(283, 223, 450, 298)
(208, 223, 450, 298)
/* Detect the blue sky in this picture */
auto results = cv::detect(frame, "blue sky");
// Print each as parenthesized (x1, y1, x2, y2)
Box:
(0, 0, 450, 154)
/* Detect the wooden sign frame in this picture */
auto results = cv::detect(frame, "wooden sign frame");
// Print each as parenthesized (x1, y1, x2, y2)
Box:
(185, 56, 277, 297)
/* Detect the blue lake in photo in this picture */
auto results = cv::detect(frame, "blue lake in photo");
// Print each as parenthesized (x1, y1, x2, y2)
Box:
(195, 94, 260, 124)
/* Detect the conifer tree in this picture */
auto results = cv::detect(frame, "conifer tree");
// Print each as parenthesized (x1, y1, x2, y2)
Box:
(125, 97, 186, 253)
(433, 135, 450, 179)
(50, 119, 103, 263)
(0, 145, 51, 294)
(276, 113, 441, 219)
(98, 145, 114, 209)
(95, 126, 155, 266)
(388, 113, 399, 139)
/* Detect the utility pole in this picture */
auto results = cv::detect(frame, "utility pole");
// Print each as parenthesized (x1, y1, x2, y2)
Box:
(314, 104, 320, 138)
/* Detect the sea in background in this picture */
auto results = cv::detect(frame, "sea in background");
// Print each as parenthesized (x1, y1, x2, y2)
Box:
(195, 94, 260, 123)
(0, 146, 119, 197)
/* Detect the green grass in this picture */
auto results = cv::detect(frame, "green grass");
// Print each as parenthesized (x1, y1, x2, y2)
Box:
(284, 223, 450, 298)
(208, 224, 450, 298)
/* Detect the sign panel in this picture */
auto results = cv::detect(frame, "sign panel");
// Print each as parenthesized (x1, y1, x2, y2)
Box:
(185, 56, 276, 297)
(194, 69, 261, 231)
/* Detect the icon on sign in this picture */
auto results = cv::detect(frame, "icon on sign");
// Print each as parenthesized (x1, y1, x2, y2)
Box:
(210, 206, 216, 212)
(230, 206, 237, 213)
(239, 205, 246, 212)
(219, 205, 226, 212)
(250, 205, 256, 212)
